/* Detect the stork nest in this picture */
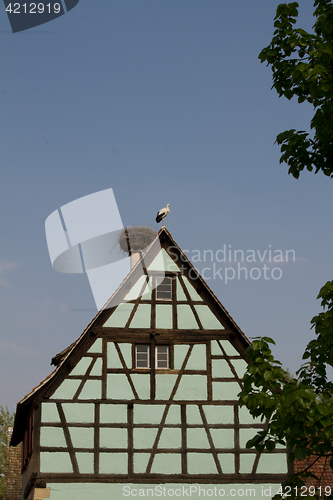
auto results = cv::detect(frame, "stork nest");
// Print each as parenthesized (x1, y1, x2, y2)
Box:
(117, 226, 157, 255)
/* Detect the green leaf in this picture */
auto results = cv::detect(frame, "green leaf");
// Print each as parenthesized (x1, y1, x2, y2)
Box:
(285, 391, 297, 405)
(266, 440, 276, 452)
(317, 404, 332, 416)
(298, 388, 316, 400)
(255, 443, 265, 454)
(324, 426, 333, 439)
(294, 447, 307, 461)
(264, 371, 274, 381)
(262, 337, 276, 344)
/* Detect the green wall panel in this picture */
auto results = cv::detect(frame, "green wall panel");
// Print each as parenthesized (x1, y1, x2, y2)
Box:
(176, 279, 187, 301)
(107, 374, 134, 399)
(62, 403, 95, 423)
(129, 304, 151, 328)
(177, 305, 199, 329)
(150, 453, 181, 474)
(103, 303, 134, 328)
(212, 359, 234, 378)
(107, 342, 123, 369)
(187, 453, 217, 474)
(78, 380, 101, 399)
(40, 427, 66, 447)
(211, 340, 223, 355)
(239, 453, 257, 474)
(100, 404, 127, 423)
(210, 428, 234, 448)
(123, 276, 152, 301)
(175, 375, 207, 400)
(256, 453, 288, 474)
(133, 428, 157, 449)
(40, 452, 72, 473)
(218, 453, 236, 474)
(238, 407, 262, 425)
(133, 453, 150, 473)
(182, 277, 203, 301)
(87, 338, 102, 353)
(164, 404, 181, 425)
(76, 452, 94, 474)
(212, 381, 241, 401)
(131, 374, 150, 399)
(69, 427, 94, 449)
(99, 452, 128, 474)
(155, 374, 178, 400)
(239, 429, 258, 449)
(100, 428, 127, 448)
(41, 403, 60, 424)
(219, 340, 240, 356)
(52, 379, 81, 400)
(148, 249, 180, 272)
(69, 357, 92, 376)
(186, 344, 206, 370)
(187, 428, 209, 448)
(194, 305, 224, 330)
(119, 343, 132, 367)
(231, 359, 248, 378)
(204, 405, 234, 425)
(158, 428, 181, 449)
(155, 304, 173, 329)
(174, 345, 188, 370)
(90, 358, 103, 376)
(134, 404, 165, 424)
(186, 405, 202, 425)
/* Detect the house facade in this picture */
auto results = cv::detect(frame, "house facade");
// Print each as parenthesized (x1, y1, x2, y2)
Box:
(11, 228, 289, 500)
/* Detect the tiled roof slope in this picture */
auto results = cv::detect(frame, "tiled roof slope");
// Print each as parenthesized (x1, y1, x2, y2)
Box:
(3, 428, 22, 500)
(294, 455, 333, 487)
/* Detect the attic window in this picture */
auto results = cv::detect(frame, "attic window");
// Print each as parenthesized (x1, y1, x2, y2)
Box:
(156, 277, 172, 300)
(156, 345, 169, 368)
(135, 345, 170, 369)
(136, 345, 150, 368)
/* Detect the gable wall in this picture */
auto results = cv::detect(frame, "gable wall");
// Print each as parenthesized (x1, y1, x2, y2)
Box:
(21, 240, 289, 499)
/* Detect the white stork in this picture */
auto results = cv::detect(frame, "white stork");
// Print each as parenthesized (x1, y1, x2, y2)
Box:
(156, 204, 170, 226)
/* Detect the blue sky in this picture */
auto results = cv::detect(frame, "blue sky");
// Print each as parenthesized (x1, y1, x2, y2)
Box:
(1, 0, 332, 412)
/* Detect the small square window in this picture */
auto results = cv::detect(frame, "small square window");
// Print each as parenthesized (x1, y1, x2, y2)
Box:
(135, 345, 150, 368)
(156, 277, 172, 300)
(156, 346, 169, 368)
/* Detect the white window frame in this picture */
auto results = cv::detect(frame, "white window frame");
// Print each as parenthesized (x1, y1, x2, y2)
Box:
(155, 345, 169, 369)
(156, 276, 173, 300)
(135, 345, 170, 369)
(135, 345, 150, 368)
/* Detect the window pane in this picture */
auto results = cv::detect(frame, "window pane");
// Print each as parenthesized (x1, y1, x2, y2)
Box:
(156, 277, 172, 300)
(156, 346, 169, 368)
(136, 345, 149, 368)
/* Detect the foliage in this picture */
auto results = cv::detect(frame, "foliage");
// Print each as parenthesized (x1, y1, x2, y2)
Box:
(241, 2, 333, 497)
(0, 406, 15, 500)
(259, 1, 333, 178)
(239, 280, 333, 499)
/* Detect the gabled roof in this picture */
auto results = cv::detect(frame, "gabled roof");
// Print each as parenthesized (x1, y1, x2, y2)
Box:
(11, 227, 250, 446)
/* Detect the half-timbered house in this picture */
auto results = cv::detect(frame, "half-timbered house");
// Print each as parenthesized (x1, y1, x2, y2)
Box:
(11, 227, 289, 500)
